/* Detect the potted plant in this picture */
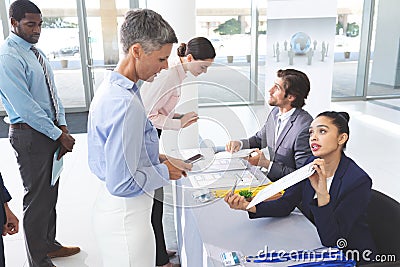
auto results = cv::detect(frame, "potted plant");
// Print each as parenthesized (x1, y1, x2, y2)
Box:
(239, 189, 253, 202)
(246, 54, 251, 63)
(60, 59, 68, 68)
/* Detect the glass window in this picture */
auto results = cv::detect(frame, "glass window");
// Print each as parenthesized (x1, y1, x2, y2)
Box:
(32, 0, 86, 109)
(196, 0, 258, 105)
(332, 0, 364, 98)
(366, 0, 400, 97)
(85, 0, 129, 92)
(0, 14, 5, 113)
(0, 18, 3, 112)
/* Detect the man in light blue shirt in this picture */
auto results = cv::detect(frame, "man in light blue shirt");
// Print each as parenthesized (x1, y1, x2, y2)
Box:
(0, 1, 79, 266)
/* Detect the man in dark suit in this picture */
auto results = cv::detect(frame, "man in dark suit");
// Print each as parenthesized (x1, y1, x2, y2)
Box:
(226, 69, 313, 181)
(0, 172, 19, 267)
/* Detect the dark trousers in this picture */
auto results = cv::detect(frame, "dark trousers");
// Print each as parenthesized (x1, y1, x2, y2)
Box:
(0, 229, 4, 267)
(152, 187, 169, 265)
(0, 213, 6, 267)
(152, 128, 169, 265)
(9, 128, 62, 267)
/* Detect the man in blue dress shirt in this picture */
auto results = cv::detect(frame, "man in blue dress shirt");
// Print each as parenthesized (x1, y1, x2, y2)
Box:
(0, 1, 79, 266)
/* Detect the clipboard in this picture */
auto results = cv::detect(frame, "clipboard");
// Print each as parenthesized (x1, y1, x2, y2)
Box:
(51, 147, 63, 186)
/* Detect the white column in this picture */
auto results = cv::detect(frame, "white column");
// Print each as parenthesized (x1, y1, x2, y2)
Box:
(146, 0, 199, 153)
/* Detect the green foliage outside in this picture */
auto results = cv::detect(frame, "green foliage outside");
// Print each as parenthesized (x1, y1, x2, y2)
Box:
(336, 22, 343, 35)
(346, 22, 359, 37)
(42, 17, 78, 28)
(213, 18, 241, 35)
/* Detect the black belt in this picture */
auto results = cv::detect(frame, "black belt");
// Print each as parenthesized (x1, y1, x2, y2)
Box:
(10, 123, 32, 130)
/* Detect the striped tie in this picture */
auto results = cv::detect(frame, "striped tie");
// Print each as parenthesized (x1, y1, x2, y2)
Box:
(31, 46, 59, 124)
(275, 117, 282, 145)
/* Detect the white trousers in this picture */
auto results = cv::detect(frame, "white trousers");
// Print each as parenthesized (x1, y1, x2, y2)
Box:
(93, 184, 155, 267)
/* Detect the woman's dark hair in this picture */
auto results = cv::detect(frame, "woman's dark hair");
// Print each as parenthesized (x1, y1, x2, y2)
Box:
(317, 111, 350, 149)
(177, 37, 216, 60)
(277, 69, 310, 108)
(9, 0, 41, 22)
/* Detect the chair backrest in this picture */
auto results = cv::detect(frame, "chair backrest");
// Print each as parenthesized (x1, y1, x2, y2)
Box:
(367, 189, 400, 261)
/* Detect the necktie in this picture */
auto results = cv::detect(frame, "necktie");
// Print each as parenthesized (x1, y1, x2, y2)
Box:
(31, 46, 59, 124)
(275, 117, 282, 141)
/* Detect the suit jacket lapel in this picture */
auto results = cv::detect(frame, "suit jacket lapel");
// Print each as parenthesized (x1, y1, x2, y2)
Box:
(328, 154, 348, 203)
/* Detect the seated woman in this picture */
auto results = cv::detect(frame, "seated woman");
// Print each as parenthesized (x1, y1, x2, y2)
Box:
(225, 111, 376, 264)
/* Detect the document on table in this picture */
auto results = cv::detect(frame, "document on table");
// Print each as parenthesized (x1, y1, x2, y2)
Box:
(191, 158, 247, 173)
(214, 149, 254, 159)
(51, 147, 63, 186)
(189, 169, 258, 188)
(246, 162, 315, 209)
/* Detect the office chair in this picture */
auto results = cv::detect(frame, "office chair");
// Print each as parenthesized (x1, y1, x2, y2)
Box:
(365, 189, 400, 266)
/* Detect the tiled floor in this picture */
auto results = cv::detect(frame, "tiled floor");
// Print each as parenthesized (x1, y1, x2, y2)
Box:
(1, 100, 399, 266)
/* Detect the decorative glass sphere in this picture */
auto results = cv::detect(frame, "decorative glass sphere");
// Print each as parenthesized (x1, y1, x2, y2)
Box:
(290, 32, 311, 55)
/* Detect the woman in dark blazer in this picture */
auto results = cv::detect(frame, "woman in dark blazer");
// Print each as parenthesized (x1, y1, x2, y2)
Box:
(225, 111, 376, 264)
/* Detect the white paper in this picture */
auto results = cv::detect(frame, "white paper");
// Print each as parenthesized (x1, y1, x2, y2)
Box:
(51, 147, 63, 186)
(246, 162, 315, 209)
(214, 149, 254, 159)
(189, 169, 258, 188)
(191, 158, 247, 173)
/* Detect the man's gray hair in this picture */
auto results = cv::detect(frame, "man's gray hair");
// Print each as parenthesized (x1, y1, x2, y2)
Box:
(120, 9, 178, 54)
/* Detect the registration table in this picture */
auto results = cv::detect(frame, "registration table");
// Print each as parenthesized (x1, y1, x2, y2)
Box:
(174, 172, 323, 267)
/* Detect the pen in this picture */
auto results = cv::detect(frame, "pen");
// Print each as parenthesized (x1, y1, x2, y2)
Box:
(230, 176, 240, 196)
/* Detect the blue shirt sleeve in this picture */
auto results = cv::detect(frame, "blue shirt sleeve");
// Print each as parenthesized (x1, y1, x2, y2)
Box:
(102, 97, 169, 197)
(88, 75, 169, 197)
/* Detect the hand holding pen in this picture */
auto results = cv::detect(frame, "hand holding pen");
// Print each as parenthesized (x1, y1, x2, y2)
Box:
(224, 175, 256, 212)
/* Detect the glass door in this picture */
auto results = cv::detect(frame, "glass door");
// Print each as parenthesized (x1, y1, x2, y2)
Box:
(366, 0, 400, 98)
(31, 0, 87, 110)
(84, 0, 130, 94)
(195, 0, 265, 105)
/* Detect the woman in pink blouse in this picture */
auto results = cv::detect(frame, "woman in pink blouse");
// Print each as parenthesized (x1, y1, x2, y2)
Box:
(140, 37, 215, 267)
(141, 37, 216, 134)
